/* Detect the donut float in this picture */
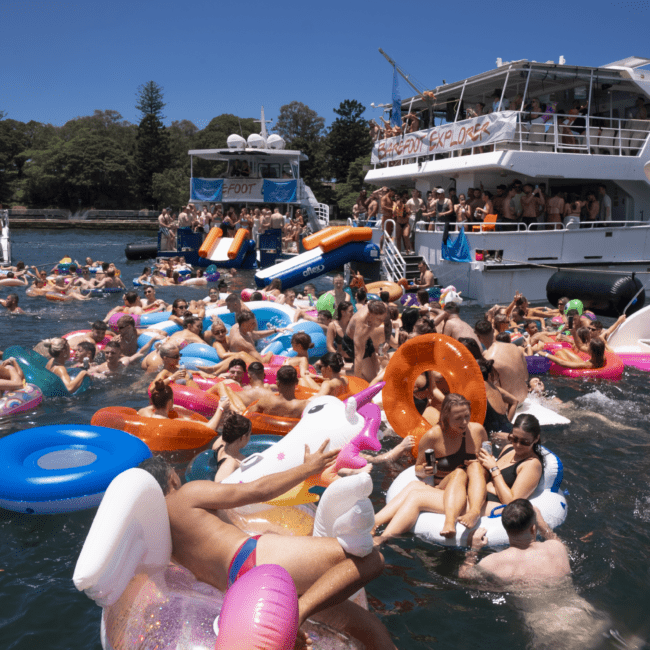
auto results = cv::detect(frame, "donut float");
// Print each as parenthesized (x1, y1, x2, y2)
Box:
(385, 446, 567, 548)
(548, 350, 624, 380)
(365, 281, 403, 302)
(382, 333, 487, 454)
(0, 383, 43, 418)
(0, 424, 150, 514)
(91, 406, 215, 453)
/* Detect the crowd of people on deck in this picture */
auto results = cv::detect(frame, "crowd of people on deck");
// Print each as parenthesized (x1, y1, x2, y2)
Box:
(159, 203, 305, 253)
(351, 181, 615, 250)
(1, 249, 632, 649)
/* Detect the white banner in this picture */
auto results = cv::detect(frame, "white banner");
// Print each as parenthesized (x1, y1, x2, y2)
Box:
(221, 179, 264, 201)
(371, 111, 518, 163)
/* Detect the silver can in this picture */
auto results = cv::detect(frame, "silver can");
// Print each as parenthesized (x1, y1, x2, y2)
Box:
(481, 441, 493, 456)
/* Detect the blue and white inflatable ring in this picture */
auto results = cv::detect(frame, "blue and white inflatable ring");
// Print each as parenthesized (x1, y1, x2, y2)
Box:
(0, 425, 151, 514)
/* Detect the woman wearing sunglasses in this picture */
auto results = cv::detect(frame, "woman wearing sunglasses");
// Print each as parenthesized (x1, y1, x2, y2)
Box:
(478, 414, 543, 508)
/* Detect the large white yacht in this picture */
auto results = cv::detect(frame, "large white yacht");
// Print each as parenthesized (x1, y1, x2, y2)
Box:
(365, 56, 650, 305)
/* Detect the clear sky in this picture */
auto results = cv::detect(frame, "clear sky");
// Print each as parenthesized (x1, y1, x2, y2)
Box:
(1, 0, 649, 131)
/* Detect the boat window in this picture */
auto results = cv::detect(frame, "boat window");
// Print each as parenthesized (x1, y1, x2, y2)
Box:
(282, 164, 294, 179)
(228, 160, 252, 178)
(259, 163, 280, 179)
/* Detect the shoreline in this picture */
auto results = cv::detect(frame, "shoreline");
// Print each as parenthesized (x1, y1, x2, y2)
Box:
(9, 219, 158, 230)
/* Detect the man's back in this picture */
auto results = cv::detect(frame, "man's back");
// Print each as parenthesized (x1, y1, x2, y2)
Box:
(479, 540, 570, 585)
(484, 340, 528, 402)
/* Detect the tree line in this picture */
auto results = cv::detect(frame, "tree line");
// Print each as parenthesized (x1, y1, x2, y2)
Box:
(0, 82, 373, 217)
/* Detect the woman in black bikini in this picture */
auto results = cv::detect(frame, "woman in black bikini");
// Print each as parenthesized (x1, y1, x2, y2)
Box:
(210, 412, 253, 482)
(373, 394, 488, 543)
(326, 301, 354, 360)
(477, 413, 543, 508)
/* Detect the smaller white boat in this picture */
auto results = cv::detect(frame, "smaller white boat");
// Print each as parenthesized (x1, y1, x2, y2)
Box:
(607, 303, 650, 371)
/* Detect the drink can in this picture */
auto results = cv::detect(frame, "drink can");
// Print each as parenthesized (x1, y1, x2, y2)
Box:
(482, 441, 493, 456)
(425, 448, 435, 466)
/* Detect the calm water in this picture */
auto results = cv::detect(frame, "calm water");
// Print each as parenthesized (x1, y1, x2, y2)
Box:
(1, 229, 649, 649)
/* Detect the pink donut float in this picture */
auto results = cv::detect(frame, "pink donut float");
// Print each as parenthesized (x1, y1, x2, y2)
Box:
(548, 350, 624, 380)
(241, 288, 276, 302)
(63, 330, 111, 359)
(108, 312, 141, 332)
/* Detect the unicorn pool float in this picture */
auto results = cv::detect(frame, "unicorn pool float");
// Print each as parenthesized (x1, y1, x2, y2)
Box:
(73, 384, 384, 650)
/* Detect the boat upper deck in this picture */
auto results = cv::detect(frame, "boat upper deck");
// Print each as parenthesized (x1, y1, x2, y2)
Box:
(367, 57, 650, 183)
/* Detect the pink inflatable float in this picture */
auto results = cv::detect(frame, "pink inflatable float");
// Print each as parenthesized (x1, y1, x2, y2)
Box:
(548, 350, 624, 380)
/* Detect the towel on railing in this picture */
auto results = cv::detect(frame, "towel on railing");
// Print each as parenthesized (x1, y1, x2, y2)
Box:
(441, 225, 472, 263)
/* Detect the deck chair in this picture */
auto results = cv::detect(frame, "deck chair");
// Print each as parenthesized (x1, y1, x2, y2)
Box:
(472, 214, 498, 232)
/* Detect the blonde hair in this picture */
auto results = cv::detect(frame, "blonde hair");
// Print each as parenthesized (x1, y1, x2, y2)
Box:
(44, 337, 69, 357)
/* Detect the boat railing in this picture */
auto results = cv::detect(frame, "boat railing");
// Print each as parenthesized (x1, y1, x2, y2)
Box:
(412, 219, 649, 234)
(371, 112, 650, 167)
(380, 219, 406, 282)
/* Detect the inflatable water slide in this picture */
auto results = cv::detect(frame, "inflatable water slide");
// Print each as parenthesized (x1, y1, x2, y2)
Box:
(254, 226, 379, 290)
(198, 227, 257, 269)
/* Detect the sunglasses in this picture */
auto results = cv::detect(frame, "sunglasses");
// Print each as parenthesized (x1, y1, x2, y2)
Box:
(508, 432, 535, 446)
(164, 354, 181, 360)
(175, 305, 188, 309)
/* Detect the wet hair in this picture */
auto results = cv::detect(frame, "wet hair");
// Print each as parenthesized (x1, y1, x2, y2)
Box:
(102, 262, 110, 271)
(413, 318, 434, 335)
(124, 291, 139, 305)
(267, 278, 282, 291)
(356, 288, 367, 303)
(221, 412, 252, 443)
(6, 272, 14, 278)
(218, 280, 228, 291)
(69, 264, 77, 274)
(159, 342, 180, 358)
(228, 358, 246, 371)
(417, 290, 430, 305)
(576, 327, 590, 344)
(317, 310, 333, 322)
(44, 337, 69, 358)
(236, 310, 256, 326)
(524, 321, 538, 332)
(367, 299, 387, 316)
(592, 320, 604, 331)
(247, 361, 265, 379)
(16, 261, 25, 271)
(379, 291, 390, 303)
(6, 292, 18, 303)
(589, 338, 606, 367)
(320, 352, 344, 373)
(496, 332, 512, 343)
(142, 266, 151, 275)
(444, 301, 460, 314)
(458, 337, 484, 361)
(250, 292, 264, 301)
(90, 320, 108, 332)
(150, 379, 174, 409)
(291, 331, 314, 350)
(225, 293, 240, 303)
(76, 340, 96, 361)
(117, 315, 136, 330)
(440, 393, 471, 429)
(501, 498, 536, 534)
(336, 301, 354, 320)
(138, 456, 174, 495)
(474, 319, 493, 336)
(401, 307, 421, 334)
(276, 365, 298, 386)
(388, 304, 399, 320)
(477, 358, 496, 380)
(104, 340, 121, 353)
(183, 314, 202, 329)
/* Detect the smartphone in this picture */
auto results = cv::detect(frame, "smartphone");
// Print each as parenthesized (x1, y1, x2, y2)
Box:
(568, 316, 574, 329)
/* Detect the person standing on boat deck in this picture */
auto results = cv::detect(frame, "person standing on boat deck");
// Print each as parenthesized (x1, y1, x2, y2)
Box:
(406, 189, 425, 235)
(177, 206, 192, 229)
(367, 190, 380, 227)
(520, 184, 543, 230)
(545, 189, 565, 230)
(492, 185, 507, 220)
(379, 188, 395, 250)
(511, 180, 524, 221)
(598, 183, 612, 224)
(429, 188, 453, 232)
(468, 187, 483, 220)
(402, 111, 419, 133)
(584, 190, 600, 226)
(455, 194, 472, 223)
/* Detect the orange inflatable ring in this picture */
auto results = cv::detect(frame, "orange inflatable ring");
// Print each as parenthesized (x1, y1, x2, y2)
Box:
(365, 281, 403, 302)
(382, 333, 487, 455)
(91, 406, 215, 452)
(46, 292, 74, 302)
(293, 375, 368, 401)
(243, 403, 300, 436)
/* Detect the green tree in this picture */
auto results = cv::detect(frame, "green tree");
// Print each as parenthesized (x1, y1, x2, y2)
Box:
(273, 101, 327, 192)
(136, 81, 166, 121)
(135, 114, 171, 206)
(326, 100, 372, 182)
(0, 118, 29, 204)
(152, 167, 190, 210)
(333, 153, 372, 218)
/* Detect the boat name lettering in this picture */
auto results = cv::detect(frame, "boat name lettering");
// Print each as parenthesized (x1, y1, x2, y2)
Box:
(371, 111, 518, 164)
(223, 182, 257, 196)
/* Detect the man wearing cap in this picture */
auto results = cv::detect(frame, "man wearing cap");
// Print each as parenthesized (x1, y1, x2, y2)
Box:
(429, 188, 453, 232)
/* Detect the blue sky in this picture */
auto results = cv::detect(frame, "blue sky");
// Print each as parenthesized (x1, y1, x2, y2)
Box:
(1, 0, 649, 131)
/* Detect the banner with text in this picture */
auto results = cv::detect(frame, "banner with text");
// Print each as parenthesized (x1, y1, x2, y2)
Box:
(191, 178, 300, 203)
(371, 111, 518, 163)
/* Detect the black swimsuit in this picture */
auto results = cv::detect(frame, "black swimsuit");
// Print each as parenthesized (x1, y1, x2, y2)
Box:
(483, 400, 514, 436)
(436, 432, 476, 474)
(486, 446, 527, 502)
(212, 445, 228, 473)
(342, 333, 375, 359)
(413, 373, 431, 415)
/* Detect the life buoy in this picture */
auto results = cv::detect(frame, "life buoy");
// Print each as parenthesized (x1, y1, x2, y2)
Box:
(365, 281, 403, 302)
(0, 383, 42, 418)
(548, 350, 624, 380)
(382, 333, 487, 453)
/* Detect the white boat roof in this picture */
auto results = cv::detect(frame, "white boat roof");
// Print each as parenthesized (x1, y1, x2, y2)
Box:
(402, 57, 650, 113)
(188, 148, 308, 162)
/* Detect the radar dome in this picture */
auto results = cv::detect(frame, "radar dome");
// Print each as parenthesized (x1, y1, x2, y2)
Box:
(247, 133, 266, 149)
(267, 134, 286, 150)
(227, 134, 246, 149)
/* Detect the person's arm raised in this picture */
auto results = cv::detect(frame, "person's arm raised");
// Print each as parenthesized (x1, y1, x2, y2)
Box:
(186, 440, 339, 510)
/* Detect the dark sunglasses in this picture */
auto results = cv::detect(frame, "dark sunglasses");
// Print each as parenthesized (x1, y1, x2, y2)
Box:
(175, 304, 188, 309)
(164, 353, 181, 360)
(508, 432, 535, 446)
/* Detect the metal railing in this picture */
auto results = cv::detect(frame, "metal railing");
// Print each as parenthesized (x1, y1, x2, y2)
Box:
(372, 111, 650, 168)
(381, 219, 406, 281)
(415, 219, 649, 233)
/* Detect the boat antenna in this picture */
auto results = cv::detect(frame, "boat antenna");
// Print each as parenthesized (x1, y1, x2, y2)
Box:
(378, 48, 431, 100)
(238, 117, 244, 138)
(254, 106, 272, 140)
